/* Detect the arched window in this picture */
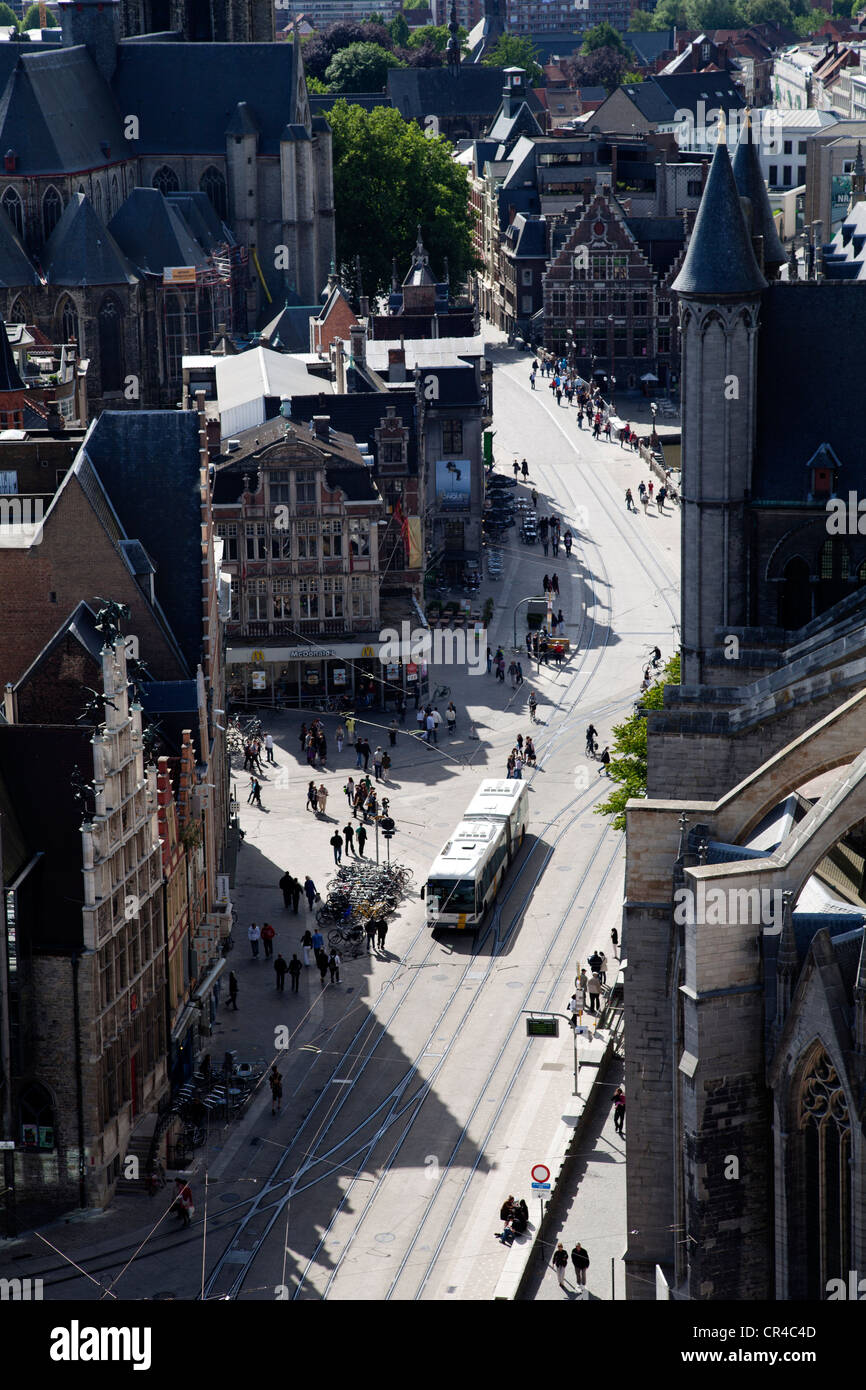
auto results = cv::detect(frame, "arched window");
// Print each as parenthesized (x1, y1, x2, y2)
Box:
(820, 537, 850, 580)
(19, 1081, 56, 1150)
(98, 295, 124, 393)
(8, 295, 30, 326)
(200, 166, 228, 221)
(94, 181, 103, 221)
(42, 185, 62, 240)
(164, 291, 184, 385)
(798, 1048, 851, 1298)
(152, 165, 180, 196)
(110, 175, 119, 217)
(60, 297, 79, 345)
(1, 185, 23, 237)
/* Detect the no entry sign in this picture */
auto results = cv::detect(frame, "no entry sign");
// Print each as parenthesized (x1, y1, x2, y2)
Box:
(531, 1163, 550, 1184)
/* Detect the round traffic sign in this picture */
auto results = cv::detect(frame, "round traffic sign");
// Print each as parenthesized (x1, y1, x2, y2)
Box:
(531, 1163, 550, 1184)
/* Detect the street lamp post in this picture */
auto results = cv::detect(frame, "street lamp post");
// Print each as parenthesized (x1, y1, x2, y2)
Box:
(650, 400, 658, 446)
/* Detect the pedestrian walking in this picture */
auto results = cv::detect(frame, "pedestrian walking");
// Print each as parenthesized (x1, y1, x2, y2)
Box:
(597, 950, 607, 985)
(269, 1066, 283, 1116)
(261, 922, 275, 959)
(300, 929, 313, 966)
(516, 661, 523, 686)
(172, 1178, 195, 1228)
(328, 950, 341, 984)
(311, 927, 324, 955)
(426, 711, 436, 743)
(563, 529, 573, 557)
(521, 458, 529, 480)
(373, 746, 384, 780)
(248, 777, 263, 807)
(248, 922, 261, 959)
(274, 953, 288, 990)
(508, 660, 518, 687)
(344, 776, 355, 808)
(307, 779, 318, 812)
(487, 647, 493, 674)
(432, 708, 442, 742)
(513, 457, 520, 477)
(343, 821, 355, 855)
(280, 870, 293, 910)
(356, 824, 367, 856)
(345, 715, 356, 745)
(542, 573, 550, 593)
(330, 830, 343, 865)
(571, 1242, 590, 1288)
(288, 953, 302, 992)
(290, 877, 301, 914)
(625, 488, 635, 512)
(528, 691, 537, 722)
(587, 971, 602, 1011)
(551, 573, 559, 596)
(612, 1087, 626, 1135)
(315, 948, 329, 987)
(336, 724, 344, 754)
(446, 701, 457, 735)
(610, 926, 619, 955)
(531, 488, 538, 510)
(227, 970, 239, 1010)
(552, 1242, 569, 1288)
(304, 876, 317, 911)
(599, 746, 611, 776)
(381, 751, 391, 780)
(317, 783, 328, 816)
(365, 918, 377, 952)
(389, 719, 398, 746)
(264, 732, 276, 765)
(376, 917, 388, 950)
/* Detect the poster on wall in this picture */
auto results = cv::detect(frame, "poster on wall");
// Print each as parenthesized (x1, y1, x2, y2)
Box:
(406, 662, 418, 683)
(251, 670, 267, 690)
(332, 667, 347, 687)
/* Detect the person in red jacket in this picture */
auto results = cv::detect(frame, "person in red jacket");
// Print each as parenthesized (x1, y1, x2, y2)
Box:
(260, 922, 275, 959)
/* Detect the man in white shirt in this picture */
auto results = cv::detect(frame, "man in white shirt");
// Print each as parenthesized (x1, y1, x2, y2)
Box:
(425, 712, 435, 744)
(264, 732, 276, 765)
(431, 708, 442, 744)
(248, 922, 261, 959)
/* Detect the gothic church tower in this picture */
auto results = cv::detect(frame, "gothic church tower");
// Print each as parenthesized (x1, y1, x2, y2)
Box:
(673, 140, 766, 686)
(120, 0, 275, 42)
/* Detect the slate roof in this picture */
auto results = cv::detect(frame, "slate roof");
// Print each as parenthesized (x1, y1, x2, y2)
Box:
(166, 191, 231, 249)
(504, 212, 547, 259)
(259, 300, 320, 350)
(0, 46, 127, 174)
(81, 410, 205, 673)
(487, 99, 543, 145)
(43, 192, 138, 286)
(108, 188, 207, 275)
(13, 600, 103, 690)
(0, 724, 97, 948)
(0, 207, 39, 287)
(752, 282, 866, 501)
(673, 141, 766, 297)
(731, 120, 786, 270)
(289, 392, 419, 475)
(624, 29, 677, 65)
(387, 66, 543, 120)
(112, 41, 300, 156)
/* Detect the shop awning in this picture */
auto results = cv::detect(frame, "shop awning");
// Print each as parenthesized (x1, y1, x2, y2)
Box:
(191, 956, 227, 1004)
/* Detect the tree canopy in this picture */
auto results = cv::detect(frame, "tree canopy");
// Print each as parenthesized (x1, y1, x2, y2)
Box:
(21, 2, 57, 26)
(564, 47, 630, 93)
(301, 20, 393, 81)
(581, 21, 630, 56)
(325, 41, 404, 93)
(625, 0, 817, 26)
(481, 33, 543, 85)
(594, 654, 681, 831)
(0, 2, 18, 26)
(326, 101, 476, 299)
(389, 12, 410, 46)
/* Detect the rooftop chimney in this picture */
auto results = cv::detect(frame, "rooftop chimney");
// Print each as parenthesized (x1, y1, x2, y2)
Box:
(312, 415, 331, 441)
(388, 348, 406, 383)
(349, 323, 367, 367)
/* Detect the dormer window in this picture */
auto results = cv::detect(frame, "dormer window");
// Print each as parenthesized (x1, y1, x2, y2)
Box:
(805, 442, 841, 500)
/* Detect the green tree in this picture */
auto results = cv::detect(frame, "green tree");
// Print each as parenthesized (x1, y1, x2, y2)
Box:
(305, 75, 330, 93)
(408, 23, 447, 50)
(402, 0, 428, 7)
(683, 0, 738, 25)
(623, 69, 644, 82)
(647, 0, 689, 24)
(21, 2, 57, 26)
(325, 41, 403, 93)
(595, 654, 681, 831)
(581, 21, 629, 56)
(389, 11, 410, 45)
(326, 101, 476, 298)
(630, 7, 665, 26)
(792, 10, 820, 32)
(482, 33, 543, 85)
(734, 0, 795, 22)
(366, 9, 386, 21)
(0, 3, 17, 26)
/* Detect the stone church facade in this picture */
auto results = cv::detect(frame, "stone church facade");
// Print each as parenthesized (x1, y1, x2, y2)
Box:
(623, 135, 866, 1301)
(0, 0, 334, 411)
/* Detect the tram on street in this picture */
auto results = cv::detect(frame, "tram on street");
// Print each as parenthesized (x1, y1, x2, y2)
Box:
(423, 780, 529, 930)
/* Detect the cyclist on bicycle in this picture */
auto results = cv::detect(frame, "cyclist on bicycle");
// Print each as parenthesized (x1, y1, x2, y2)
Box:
(586, 724, 598, 757)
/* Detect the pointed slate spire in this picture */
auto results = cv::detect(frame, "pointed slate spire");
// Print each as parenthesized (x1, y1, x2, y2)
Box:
(732, 114, 785, 279)
(0, 315, 23, 392)
(673, 140, 767, 298)
(447, 1, 461, 72)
